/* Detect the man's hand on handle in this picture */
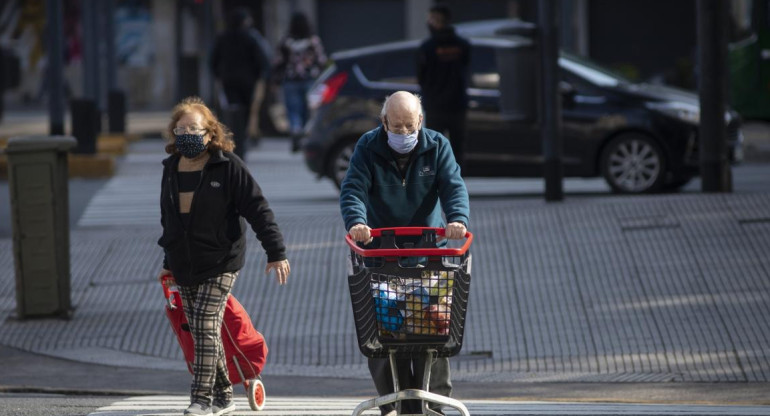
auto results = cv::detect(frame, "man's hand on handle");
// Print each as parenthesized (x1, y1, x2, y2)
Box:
(444, 222, 467, 240)
(266, 259, 291, 285)
(349, 223, 373, 244)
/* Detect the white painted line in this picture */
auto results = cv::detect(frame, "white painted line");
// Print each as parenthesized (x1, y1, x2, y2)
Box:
(89, 396, 770, 416)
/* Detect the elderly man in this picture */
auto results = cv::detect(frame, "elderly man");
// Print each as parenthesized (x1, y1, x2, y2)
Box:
(340, 91, 470, 416)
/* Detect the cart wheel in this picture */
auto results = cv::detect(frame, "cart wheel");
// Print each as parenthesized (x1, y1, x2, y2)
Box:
(247, 378, 265, 411)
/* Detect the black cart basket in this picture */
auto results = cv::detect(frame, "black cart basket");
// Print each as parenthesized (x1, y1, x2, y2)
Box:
(347, 227, 473, 416)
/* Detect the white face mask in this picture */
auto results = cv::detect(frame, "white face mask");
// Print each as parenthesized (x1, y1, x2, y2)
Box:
(386, 128, 419, 154)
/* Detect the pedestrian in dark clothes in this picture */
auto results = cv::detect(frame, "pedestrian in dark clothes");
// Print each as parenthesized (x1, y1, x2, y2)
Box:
(210, 8, 270, 159)
(157, 96, 290, 416)
(417, 3, 471, 168)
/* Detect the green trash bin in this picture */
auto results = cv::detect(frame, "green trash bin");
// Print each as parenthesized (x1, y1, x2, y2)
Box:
(4, 136, 76, 319)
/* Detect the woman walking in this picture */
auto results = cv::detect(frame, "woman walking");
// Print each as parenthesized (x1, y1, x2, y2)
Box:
(157, 96, 290, 416)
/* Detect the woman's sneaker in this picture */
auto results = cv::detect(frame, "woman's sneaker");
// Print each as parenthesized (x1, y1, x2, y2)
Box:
(184, 402, 212, 416)
(211, 399, 236, 416)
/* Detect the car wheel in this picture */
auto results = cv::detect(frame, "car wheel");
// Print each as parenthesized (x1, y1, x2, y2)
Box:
(600, 133, 666, 193)
(327, 140, 356, 189)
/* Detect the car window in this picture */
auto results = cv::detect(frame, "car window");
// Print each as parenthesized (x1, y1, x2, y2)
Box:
(357, 49, 418, 84)
(470, 46, 499, 89)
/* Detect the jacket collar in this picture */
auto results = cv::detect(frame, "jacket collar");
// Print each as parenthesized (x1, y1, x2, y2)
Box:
(370, 125, 437, 159)
(207, 149, 229, 164)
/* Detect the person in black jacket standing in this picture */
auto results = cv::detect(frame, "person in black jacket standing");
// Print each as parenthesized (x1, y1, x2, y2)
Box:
(157, 96, 290, 416)
(417, 4, 470, 168)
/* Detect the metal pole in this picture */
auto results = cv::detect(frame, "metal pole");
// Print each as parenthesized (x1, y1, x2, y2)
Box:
(202, 0, 214, 103)
(539, 0, 564, 201)
(74, 0, 101, 152)
(93, 0, 104, 111)
(81, 0, 96, 101)
(175, 0, 183, 101)
(104, 0, 126, 133)
(697, 0, 732, 192)
(46, 0, 65, 135)
(105, 0, 117, 91)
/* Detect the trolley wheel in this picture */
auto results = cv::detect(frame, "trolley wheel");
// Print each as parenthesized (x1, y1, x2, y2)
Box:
(247, 378, 265, 411)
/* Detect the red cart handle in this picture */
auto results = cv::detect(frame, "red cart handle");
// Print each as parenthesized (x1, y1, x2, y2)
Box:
(160, 274, 177, 309)
(345, 227, 473, 257)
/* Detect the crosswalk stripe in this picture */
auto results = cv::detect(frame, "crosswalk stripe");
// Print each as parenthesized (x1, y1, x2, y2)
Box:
(88, 396, 770, 416)
(90, 397, 383, 415)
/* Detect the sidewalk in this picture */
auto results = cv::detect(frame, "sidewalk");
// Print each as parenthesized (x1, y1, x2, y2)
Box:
(0, 128, 769, 412)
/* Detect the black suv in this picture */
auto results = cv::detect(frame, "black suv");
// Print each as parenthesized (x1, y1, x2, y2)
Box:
(302, 22, 743, 193)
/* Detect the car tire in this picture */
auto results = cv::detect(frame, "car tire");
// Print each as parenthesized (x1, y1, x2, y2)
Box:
(600, 133, 666, 194)
(327, 139, 357, 189)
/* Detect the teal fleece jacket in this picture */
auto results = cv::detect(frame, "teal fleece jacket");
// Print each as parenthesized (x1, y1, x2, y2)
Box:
(340, 126, 470, 231)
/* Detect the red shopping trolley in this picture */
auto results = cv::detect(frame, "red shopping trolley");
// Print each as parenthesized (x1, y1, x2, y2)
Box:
(161, 275, 268, 411)
(346, 227, 473, 416)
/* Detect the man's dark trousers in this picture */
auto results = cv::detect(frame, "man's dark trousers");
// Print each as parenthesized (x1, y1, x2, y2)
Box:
(425, 110, 466, 168)
(368, 355, 451, 414)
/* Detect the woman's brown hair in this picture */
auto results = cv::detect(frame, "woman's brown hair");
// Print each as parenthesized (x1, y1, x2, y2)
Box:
(164, 96, 235, 154)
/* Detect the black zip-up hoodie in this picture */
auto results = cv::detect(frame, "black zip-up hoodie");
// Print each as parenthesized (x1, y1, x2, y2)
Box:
(158, 149, 286, 286)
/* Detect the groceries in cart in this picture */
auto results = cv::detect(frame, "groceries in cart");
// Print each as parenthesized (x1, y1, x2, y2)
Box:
(372, 270, 454, 337)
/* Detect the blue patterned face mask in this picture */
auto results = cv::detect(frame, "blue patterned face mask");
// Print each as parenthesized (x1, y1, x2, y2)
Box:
(175, 134, 207, 158)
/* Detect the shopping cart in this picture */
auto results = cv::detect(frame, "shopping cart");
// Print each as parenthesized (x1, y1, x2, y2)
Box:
(346, 227, 473, 416)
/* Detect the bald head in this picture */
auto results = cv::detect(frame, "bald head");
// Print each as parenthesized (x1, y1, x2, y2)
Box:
(381, 91, 423, 135)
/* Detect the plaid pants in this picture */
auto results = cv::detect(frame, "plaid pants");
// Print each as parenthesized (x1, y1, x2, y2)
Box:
(179, 271, 238, 405)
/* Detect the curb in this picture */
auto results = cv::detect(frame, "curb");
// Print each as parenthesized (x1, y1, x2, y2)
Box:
(96, 134, 129, 156)
(744, 144, 770, 163)
(68, 154, 116, 177)
(0, 153, 115, 179)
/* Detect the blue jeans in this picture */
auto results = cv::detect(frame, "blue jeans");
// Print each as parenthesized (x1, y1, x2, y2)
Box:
(282, 80, 314, 134)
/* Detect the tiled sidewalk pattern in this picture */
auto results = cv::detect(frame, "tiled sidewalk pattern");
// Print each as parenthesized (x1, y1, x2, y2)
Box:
(0, 140, 769, 383)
